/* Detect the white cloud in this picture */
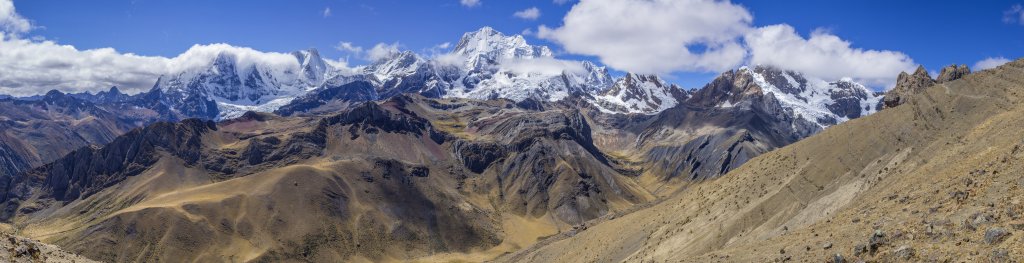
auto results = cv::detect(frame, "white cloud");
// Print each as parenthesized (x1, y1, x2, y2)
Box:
(0, 34, 166, 96)
(335, 41, 404, 61)
(0, 0, 31, 34)
(1004, 4, 1023, 25)
(974, 57, 1011, 70)
(538, 0, 752, 74)
(366, 42, 401, 61)
(500, 57, 586, 76)
(745, 25, 916, 87)
(460, 0, 481, 8)
(322, 7, 332, 18)
(0, 33, 357, 96)
(514, 7, 541, 20)
(553, 0, 573, 5)
(336, 41, 363, 54)
(435, 42, 451, 49)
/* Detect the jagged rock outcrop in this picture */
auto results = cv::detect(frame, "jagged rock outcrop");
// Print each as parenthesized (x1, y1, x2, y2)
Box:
(590, 73, 687, 114)
(936, 64, 971, 83)
(0, 119, 216, 210)
(0, 90, 167, 178)
(883, 65, 971, 108)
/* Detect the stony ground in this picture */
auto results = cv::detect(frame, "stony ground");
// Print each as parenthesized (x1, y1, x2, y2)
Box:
(0, 231, 97, 263)
(494, 60, 1024, 262)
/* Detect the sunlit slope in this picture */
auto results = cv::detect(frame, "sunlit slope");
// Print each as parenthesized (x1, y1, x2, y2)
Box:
(498, 59, 1024, 262)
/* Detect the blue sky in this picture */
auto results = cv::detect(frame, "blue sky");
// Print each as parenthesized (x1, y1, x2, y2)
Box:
(7, 0, 1024, 90)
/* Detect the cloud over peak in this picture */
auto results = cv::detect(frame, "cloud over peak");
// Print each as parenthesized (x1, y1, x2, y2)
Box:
(538, 0, 752, 74)
(539, 0, 918, 88)
(745, 24, 916, 87)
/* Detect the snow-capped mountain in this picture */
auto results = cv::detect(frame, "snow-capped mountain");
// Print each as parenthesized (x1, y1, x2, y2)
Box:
(452, 26, 553, 70)
(590, 73, 687, 114)
(152, 48, 339, 119)
(441, 27, 613, 102)
(131, 27, 881, 122)
(689, 65, 881, 128)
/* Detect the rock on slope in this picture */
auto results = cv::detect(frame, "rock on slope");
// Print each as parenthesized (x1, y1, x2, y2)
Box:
(0, 232, 97, 263)
(0, 90, 165, 178)
(496, 59, 1024, 262)
(883, 64, 971, 108)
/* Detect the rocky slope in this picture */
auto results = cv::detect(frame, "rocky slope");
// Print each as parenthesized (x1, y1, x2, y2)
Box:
(0, 90, 166, 178)
(883, 64, 971, 108)
(495, 59, 1024, 263)
(0, 231, 97, 263)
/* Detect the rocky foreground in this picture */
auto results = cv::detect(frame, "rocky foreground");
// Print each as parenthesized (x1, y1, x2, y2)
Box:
(0, 231, 96, 263)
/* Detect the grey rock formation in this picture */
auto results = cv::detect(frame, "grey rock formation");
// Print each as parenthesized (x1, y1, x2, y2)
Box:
(883, 66, 936, 108)
(883, 64, 971, 109)
(936, 64, 971, 83)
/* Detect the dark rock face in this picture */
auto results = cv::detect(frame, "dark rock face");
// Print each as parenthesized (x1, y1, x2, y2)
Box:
(275, 81, 379, 116)
(936, 64, 971, 83)
(647, 130, 764, 181)
(826, 80, 875, 120)
(687, 68, 763, 108)
(318, 102, 433, 141)
(453, 141, 506, 173)
(0, 91, 170, 178)
(0, 119, 216, 214)
(883, 66, 936, 109)
(637, 95, 816, 181)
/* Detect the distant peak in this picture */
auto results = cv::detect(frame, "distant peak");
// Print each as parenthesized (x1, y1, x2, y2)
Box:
(912, 65, 929, 76)
(469, 26, 499, 36)
(936, 64, 970, 83)
(45, 89, 65, 97)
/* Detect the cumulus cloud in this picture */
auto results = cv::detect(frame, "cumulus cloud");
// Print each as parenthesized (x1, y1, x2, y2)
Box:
(366, 42, 401, 61)
(336, 41, 363, 54)
(460, 0, 480, 8)
(335, 41, 404, 61)
(974, 57, 1011, 70)
(514, 7, 541, 20)
(745, 25, 916, 87)
(541, 0, 918, 87)
(500, 57, 586, 76)
(0, 0, 31, 33)
(0, 34, 166, 96)
(0, 33, 354, 96)
(1004, 4, 1023, 25)
(538, 0, 752, 74)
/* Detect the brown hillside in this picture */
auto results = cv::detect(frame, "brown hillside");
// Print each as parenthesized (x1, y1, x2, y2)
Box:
(497, 59, 1024, 262)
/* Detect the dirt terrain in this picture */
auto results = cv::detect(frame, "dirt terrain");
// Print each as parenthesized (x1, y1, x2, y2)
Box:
(496, 59, 1024, 262)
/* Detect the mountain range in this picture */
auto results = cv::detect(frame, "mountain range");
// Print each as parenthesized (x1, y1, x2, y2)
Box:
(0, 27, 1002, 262)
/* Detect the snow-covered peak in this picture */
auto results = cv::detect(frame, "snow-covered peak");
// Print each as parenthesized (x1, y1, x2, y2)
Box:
(453, 27, 553, 70)
(364, 51, 424, 82)
(590, 72, 685, 114)
(292, 48, 329, 85)
(736, 65, 881, 127)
